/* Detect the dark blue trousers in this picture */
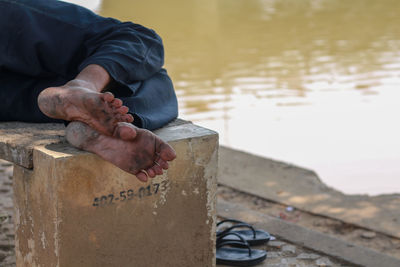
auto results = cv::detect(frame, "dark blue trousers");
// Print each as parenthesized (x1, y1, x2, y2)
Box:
(0, 0, 178, 130)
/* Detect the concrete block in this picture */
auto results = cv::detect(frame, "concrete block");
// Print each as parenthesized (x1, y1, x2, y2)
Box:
(11, 122, 218, 267)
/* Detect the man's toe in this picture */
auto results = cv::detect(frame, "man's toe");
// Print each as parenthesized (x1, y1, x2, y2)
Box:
(111, 98, 123, 108)
(151, 164, 163, 175)
(156, 159, 169, 170)
(126, 114, 134, 122)
(102, 92, 114, 102)
(146, 168, 156, 178)
(136, 171, 148, 182)
(116, 106, 129, 114)
(159, 143, 176, 161)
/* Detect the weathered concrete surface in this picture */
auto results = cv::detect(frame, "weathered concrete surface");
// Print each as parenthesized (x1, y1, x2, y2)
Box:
(0, 119, 189, 170)
(218, 146, 400, 238)
(4, 121, 218, 267)
(0, 160, 15, 266)
(218, 199, 400, 267)
(0, 123, 65, 169)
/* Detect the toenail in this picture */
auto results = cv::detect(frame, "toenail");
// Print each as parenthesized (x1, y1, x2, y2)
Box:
(140, 169, 149, 177)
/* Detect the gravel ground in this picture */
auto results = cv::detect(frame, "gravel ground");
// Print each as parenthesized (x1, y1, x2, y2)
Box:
(216, 229, 354, 267)
(218, 185, 400, 260)
(0, 160, 353, 266)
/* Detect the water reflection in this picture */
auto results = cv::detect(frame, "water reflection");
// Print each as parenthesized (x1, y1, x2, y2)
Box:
(99, 0, 400, 115)
(80, 0, 400, 195)
(64, 0, 102, 12)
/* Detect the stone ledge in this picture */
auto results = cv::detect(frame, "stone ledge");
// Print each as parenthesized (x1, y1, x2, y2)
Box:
(0, 123, 64, 168)
(8, 119, 218, 266)
(218, 146, 400, 238)
(0, 119, 191, 169)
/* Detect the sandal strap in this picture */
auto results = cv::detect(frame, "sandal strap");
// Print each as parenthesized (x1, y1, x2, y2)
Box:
(216, 240, 252, 257)
(217, 231, 247, 244)
(217, 223, 257, 239)
(217, 219, 246, 227)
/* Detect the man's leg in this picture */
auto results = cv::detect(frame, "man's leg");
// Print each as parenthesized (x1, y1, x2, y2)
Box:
(117, 68, 179, 131)
(0, 65, 176, 181)
(38, 64, 176, 181)
(0, 0, 177, 131)
(0, 66, 131, 130)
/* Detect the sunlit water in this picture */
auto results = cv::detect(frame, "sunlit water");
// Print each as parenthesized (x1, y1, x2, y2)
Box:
(67, 0, 400, 195)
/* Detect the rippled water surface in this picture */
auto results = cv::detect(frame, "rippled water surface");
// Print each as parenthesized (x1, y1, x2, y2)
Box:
(70, 0, 400, 195)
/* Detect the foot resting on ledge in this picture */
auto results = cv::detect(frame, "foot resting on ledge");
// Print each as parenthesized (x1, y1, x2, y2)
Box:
(65, 121, 176, 182)
(38, 80, 134, 137)
(38, 64, 176, 181)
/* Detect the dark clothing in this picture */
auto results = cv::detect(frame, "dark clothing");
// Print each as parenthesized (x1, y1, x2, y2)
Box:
(0, 0, 178, 130)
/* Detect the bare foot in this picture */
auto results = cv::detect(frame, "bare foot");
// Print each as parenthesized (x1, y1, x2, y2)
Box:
(38, 79, 133, 136)
(65, 121, 176, 182)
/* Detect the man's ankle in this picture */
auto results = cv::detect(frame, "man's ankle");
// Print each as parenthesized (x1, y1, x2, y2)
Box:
(75, 64, 112, 92)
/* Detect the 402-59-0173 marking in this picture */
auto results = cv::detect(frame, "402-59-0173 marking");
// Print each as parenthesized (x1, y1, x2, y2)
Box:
(92, 180, 169, 207)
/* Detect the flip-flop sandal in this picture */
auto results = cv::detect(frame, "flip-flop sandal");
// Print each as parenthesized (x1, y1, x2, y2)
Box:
(216, 232, 267, 266)
(217, 219, 271, 246)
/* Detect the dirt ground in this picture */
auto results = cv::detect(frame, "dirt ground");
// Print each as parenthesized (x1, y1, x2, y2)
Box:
(218, 185, 400, 259)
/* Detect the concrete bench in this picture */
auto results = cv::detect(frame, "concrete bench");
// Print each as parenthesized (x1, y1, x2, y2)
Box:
(0, 120, 218, 267)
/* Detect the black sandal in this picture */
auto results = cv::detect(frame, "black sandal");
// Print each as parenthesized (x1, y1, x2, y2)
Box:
(217, 219, 271, 246)
(216, 232, 267, 266)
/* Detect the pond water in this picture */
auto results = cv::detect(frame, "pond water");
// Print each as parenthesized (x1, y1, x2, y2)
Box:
(67, 0, 400, 195)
